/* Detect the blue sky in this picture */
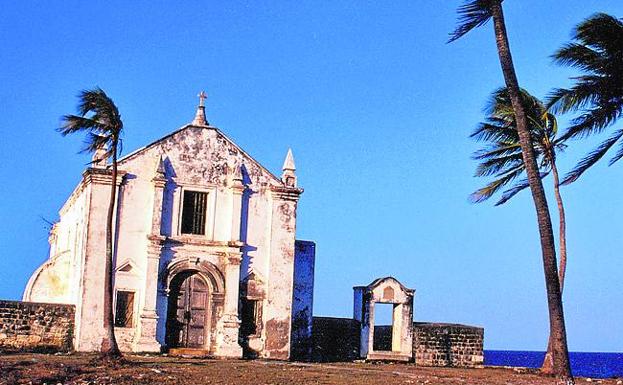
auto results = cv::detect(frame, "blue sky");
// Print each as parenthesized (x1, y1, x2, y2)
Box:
(1, 1, 621, 352)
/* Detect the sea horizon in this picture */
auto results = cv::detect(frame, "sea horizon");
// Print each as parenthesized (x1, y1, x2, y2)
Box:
(484, 350, 623, 379)
(487, 349, 623, 354)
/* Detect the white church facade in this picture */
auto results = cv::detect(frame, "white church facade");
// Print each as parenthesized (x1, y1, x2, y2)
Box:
(23, 98, 316, 360)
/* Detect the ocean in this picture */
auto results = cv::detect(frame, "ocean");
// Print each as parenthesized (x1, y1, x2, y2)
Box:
(485, 350, 623, 379)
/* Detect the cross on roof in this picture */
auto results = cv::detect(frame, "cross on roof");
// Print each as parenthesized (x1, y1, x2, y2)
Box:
(198, 91, 207, 107)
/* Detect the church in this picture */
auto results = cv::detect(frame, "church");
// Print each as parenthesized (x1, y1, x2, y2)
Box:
(22, 95, 316, 360)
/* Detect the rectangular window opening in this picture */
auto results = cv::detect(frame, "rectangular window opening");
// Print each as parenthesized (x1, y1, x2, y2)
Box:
(181, 190, 208, 235)
(114, 291, 135, 328)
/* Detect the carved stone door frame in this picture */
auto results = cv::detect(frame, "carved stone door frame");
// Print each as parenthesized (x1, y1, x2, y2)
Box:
(164, 258, 226, 354)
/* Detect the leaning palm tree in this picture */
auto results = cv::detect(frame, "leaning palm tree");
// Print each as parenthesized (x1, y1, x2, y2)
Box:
(548, 13, 623, 184)
(59, 87, 123, 359)
(449, 1, 573, 382)
(471, 87, 568, 291)
(471, 88, 569, 374)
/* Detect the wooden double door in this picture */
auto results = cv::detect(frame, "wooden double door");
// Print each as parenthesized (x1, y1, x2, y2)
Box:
(166, 272, 210, 349)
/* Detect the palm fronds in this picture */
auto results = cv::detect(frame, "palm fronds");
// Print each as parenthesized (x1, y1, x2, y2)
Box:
(496, 171, 551, 206)
(471, 87, 561, 204)
(469, 165, 524, 203)
(58, 88, 123, 161)
(448, 0, 499, 43)
(548, 13, 623, 181)
(561, 129, 623, 185)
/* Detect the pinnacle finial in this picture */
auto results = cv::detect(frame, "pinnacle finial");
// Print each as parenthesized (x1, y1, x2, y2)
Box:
(192, 91, 209, 126)
(281, 148, 297, 187)
(282, 148, 296, 171)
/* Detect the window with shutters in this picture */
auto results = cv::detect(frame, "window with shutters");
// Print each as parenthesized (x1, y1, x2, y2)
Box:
(114, 291, 135, 328)
(181, 190, 208, 235)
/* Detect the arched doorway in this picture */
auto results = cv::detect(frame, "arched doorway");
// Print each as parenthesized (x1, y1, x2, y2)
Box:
(166, 271, 211, 349)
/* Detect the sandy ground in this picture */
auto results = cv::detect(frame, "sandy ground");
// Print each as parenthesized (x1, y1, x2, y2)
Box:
(0, 353, 620, 385)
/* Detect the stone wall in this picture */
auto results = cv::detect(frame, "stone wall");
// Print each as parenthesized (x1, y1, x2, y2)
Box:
(413, 322, 484, 367)
(373, 325, 393, 352)
(0, 300, 75, 352)
(311, 317, 360, 362)
(310, 318, 483, 367)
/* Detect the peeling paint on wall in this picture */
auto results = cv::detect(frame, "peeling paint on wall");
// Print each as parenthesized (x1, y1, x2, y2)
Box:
(23, 121, 309, 359)
(265, 318, 290, 351)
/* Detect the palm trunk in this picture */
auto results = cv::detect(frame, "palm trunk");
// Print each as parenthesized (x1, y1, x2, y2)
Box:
(490, 2, 573, 383)
(101, 143, 121, 358)
(551, 160, 567, 294)
(542, 157, 568, 374)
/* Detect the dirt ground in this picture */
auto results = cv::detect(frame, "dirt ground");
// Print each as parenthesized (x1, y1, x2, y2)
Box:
(0, 353, 620, 385)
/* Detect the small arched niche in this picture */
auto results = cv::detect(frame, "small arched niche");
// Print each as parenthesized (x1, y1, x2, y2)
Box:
(353, 277, 415, 361)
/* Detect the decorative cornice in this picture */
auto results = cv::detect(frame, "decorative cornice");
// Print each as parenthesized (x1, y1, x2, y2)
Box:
(226, 252, 242, 265)
(152, 177, 167, 188)
(59, 167, 128, 215)
(231, 185, 245, 194)
(165, 236, 244, 249)
(270, 185, 303, 201)
(147, 234, 166, 242)
(147, 235, 166, 255)
(82, 167, 127, 186)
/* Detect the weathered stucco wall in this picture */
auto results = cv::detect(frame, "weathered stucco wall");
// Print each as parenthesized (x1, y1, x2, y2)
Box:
(25, 120, 307, 358)
(115, 125, 302, 357)
(0, 300, 74, 352)
(24, 252, 73, 304)
(413, 322, 484, 367)
(73, 170, 125, 352)
(24, 181, 90, 306)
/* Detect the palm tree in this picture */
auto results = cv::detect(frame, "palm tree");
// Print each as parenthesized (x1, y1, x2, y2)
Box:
(470, 88, 569, 374)
(471, 88, 568, 289)
(449, 1, 573, 381)
(548, 13, 623, 184)
(59, 87, 123, 359)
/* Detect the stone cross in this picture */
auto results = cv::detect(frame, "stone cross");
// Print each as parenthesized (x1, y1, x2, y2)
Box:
(198, 91, 207, 107)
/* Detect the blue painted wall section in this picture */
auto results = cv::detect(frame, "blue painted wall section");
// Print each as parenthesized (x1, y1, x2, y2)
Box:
(290, 240, 316, 361)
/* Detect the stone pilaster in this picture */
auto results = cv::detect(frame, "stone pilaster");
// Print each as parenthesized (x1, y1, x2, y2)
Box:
(214, 252, 243, 358)
(262, 186, 302, 359)
(74, 168, 126, 351)
(132, 174, 166, 352)
(149, 172, 166, 235)
(230, 184, 244, 243)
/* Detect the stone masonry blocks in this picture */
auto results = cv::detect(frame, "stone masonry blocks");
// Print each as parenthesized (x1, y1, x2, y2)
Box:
(412, 322, 484, 367)
(0, 300, 75, 352)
